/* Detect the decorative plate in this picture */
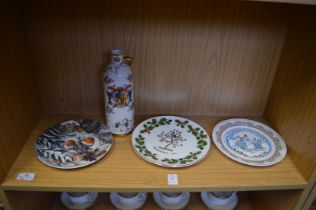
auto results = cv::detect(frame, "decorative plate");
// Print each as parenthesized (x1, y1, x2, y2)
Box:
(131, 116, 211, 168)
(35, 119, 112, 169)
(212, 118, 287, 167)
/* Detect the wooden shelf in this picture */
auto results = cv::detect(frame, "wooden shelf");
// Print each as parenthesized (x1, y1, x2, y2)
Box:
(245, 0, 316, 5)
(51, 192, 253, 210)
(2, 115, 306, 192)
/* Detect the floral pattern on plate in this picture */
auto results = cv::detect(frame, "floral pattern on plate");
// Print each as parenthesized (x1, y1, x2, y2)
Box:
(131, 116, 211, 168)
(35, 119, 112, 169)
(212, 118, 287, 167)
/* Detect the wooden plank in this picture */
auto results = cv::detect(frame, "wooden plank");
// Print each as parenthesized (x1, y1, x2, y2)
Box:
(245, 0, 316, 5)
(0, 190, 12, 210)
(259, 5, 316, 210)
(310, 202, 316, 210)
(51, 192, 253, 210)
(25, 0, 287, 116)
(5, 191, 53, 210)
(250, 190, 303, 210)
(2, 115, 306, 192)
(264, 2, 316, 183)
(302, 180, 316, 210)
(251, 172, 316, 210)
(0, 0, 41, 185)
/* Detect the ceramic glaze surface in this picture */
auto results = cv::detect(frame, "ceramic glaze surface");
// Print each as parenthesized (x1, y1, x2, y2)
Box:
(61, 192, 98, 210)
(212, 118, 287, 167)
(35, 119, 112, 169)
(153, 192, 190, 210)
(104, 49, 134, 135)
(110, 192, 147, 210)
(131, 116, 211, 168)
(201, 192, 238, 210)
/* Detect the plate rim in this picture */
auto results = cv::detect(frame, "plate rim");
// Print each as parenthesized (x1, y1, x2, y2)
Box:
(212, 118, 287, 167)
(131, 115, 211, 168)
(35, 119, 113, 170)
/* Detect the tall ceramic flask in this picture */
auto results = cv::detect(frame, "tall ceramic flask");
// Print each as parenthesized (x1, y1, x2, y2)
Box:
(104, 49, 134, 135)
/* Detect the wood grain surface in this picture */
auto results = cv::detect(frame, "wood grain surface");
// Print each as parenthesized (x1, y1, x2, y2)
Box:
(302, 183, 316, 210)
(50, 192, 253, 210)
(259, 6, 316, 210)
(25, 0, 287, 116)
(264, 5, 316, 186)
(0, 190, 12, 210)
(310, 200, 316, 210)
(245, 0, 316, 5)
(0, 0, 41, 185)
(1, 1, 315, 209)
(251, 190, 303, 210)
(2, 115, 306, 192)
(4, 191, 53, 210)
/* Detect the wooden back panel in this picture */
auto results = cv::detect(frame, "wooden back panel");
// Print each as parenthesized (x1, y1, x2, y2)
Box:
(25, 0, 287, 116)
(0, 1, 41, 183)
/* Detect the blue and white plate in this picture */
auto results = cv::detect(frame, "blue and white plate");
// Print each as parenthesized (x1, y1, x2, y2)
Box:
(212, 119, 287, 167)
(35, 119, 112, 169)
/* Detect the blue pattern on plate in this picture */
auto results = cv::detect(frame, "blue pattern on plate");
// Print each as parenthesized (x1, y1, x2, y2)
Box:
(225, 127, 272, 154)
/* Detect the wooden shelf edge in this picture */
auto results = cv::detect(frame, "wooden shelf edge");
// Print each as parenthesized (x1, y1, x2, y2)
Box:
(1, 183, 307, 193)
(1, 115, 307, 192)
(244, 0, 316, 5)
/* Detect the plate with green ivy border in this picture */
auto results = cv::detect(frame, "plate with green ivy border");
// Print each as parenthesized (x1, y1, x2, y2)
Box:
(131, 116, 211, 168)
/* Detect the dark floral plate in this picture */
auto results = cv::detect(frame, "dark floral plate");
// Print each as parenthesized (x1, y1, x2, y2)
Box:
(35, 119, 112, 169)
(131, 116, 211, 168)
(212, 118, 287, 167)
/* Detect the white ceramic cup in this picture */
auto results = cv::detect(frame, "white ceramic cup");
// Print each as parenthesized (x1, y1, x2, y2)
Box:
(67, 192, 92, 206)
(160, 192, 184, 205)
(204, 191, 238, 210)
(117, 192, 143, 208)
(211, 191, 234, 199)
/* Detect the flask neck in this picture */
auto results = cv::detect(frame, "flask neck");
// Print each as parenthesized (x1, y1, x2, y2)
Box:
(111, 54, 123, 64)
(110, 49, 132, 67)
(110, 49, 124, 64)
